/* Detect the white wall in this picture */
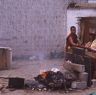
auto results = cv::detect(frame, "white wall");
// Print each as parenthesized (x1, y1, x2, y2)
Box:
(88, 0, 96, 3)
(0, 0, 88, 58)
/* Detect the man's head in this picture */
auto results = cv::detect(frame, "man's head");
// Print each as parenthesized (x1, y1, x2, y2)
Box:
(70, 26, 76, 34)
(89, 32, 96, 41)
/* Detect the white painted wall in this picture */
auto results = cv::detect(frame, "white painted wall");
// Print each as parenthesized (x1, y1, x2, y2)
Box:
(67, 9, 96, 35)
(0, 0, 88, 58)
(88, 0, 96, 3)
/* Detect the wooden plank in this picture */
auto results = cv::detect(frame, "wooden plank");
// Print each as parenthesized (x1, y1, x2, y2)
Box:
(0, 47, 12, 70)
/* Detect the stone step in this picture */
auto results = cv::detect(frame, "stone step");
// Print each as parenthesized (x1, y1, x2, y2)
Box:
(64, 61, 85, 72)
(71, 81, 87, 89)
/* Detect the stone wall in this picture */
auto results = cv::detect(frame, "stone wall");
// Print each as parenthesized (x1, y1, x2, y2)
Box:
(0, 0, 88, 59)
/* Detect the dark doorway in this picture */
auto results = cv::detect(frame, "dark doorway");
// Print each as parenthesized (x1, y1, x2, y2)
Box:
(79, 17, 96, 44)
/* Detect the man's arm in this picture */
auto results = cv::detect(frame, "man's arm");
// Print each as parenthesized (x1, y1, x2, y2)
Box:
(87, 48, 96, 53)
(89, 39, 96, 53)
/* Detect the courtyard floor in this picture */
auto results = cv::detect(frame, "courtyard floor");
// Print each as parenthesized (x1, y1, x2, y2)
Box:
(0, 59, 96, 95)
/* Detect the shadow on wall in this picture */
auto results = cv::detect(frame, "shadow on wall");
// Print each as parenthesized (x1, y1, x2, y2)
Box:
(12, 51, 65, 61)
(50, 51, 65, 59)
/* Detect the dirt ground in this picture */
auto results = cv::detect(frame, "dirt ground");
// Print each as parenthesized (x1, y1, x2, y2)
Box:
(0, 59, 96, 95)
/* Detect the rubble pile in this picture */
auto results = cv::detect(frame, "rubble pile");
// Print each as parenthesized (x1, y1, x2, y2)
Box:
(24, 60, 89, 91)
(64, 60, 88, 89)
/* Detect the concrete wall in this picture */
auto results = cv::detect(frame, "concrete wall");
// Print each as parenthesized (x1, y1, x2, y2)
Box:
(0, 0, 88, 59)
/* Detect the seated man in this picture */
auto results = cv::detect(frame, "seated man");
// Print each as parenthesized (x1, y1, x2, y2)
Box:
(90, 39, 96, 52)
(85, 32, 96, 58)
(66, 26, 80, 52)
(85, 32, 96, 79)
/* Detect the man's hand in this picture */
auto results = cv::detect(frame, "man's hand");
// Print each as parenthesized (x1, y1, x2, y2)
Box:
(87, 47, 96, 53)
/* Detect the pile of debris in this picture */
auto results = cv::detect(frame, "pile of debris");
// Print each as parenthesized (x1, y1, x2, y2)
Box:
(24, 60, 89, 91)
(25, 68, 74, 91)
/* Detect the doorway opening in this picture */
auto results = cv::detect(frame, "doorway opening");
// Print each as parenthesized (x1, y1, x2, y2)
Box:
(79, 17, 96, 44)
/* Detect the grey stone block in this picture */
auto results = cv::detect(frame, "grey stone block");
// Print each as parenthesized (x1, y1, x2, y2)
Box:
(71, 81, 87, 89)
(91, 79, 96, 87)
(64, 61, 85, 73)
(79, 72, 88, 81)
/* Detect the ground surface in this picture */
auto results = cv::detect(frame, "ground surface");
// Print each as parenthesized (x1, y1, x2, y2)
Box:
(0, 59, 96, 95)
